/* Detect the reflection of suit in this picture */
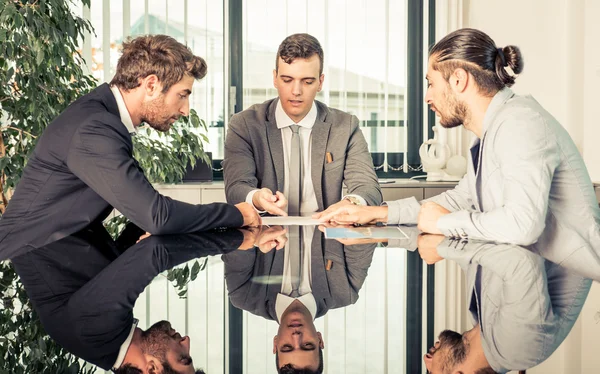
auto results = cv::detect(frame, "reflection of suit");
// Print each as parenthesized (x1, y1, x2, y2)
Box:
(11, 226, 243, 370)
(0, 83, 242, 261)
(223, 98, 382, 210)
(438, 239, 591, 373)
(223, 230, 376, 320)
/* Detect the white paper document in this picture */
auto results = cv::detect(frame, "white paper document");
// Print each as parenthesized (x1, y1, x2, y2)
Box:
(261, 216, 322, 226)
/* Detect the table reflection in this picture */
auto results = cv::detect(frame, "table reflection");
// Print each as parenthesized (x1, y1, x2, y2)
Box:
(5, 223, 596, 374)
(421, 236, 592, 374)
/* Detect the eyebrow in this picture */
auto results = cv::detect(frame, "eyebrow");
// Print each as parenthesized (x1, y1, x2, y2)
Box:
(281, 344, 317, 352)
(181, 89, 192, 95)
(279, 75, 317, 81)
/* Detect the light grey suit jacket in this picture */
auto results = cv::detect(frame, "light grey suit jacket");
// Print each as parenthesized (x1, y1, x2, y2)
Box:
(438, 238, 591, 373)
(387, 88, 600, 281)
(223, 98, 382, 210)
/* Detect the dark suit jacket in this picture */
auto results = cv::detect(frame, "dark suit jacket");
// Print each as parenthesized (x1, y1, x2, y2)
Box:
(222, 230, 376, 320)
(223, 98, 382, 210)
(11, 227, 243, 370)
(0, 83, 243, 261)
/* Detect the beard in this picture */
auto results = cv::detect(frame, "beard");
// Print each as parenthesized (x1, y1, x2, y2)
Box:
(140, 320, 173, 360)
(436, 86, 469, 129)
(436, 330, 468, 370)
(140, 95, 179, 132)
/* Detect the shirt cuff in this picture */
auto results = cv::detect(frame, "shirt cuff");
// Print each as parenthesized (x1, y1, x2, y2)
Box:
(246, 189, 267, 214)
(383, 197, 421, 225)
(437, 210, 471, 238)
(342, 194, 367, 206)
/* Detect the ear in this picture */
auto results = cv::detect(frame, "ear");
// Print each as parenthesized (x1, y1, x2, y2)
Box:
(449, 68, 468, 94)
(144, 354, 164, 374)
(273, 69, 278, 90)
(141, 74, 162, 98)
(273, 335, 278, 354)
(317, 332, 325, 349)
(317, 74, 324, 92)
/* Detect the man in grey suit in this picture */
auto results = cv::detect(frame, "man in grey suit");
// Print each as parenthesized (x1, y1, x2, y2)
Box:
(418, 235, 591, 373)
(320, 28, 600, 281)
(223, 33, 382, 217)
(223, 226, 376, 373)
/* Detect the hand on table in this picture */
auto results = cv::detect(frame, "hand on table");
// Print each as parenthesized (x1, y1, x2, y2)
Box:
(417, 234, 445, 265)
(417, 202, 450, 234)
(314, 203, 388, 226)
(252, 188, 288, 216)
(235, 202, 262, 227)
(238, 225, 288, 253)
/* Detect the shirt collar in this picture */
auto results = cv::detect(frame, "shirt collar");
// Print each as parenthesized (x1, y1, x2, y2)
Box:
(481, 87, 515, 137)
(112, 318, 139, 370)
(275, 99, 318, 130)
(275, 293, 318, 324)
(110, 85, 137, 135)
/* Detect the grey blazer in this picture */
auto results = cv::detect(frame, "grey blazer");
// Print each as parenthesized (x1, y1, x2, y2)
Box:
(222, 230, 376, 321)
(387, 88, 600, 281)
(223, 98, 382, 210)
(438, 238, 591, 373)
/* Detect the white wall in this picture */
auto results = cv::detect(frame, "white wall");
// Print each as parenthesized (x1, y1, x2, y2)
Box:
(463, 0, 600, 181)
(462, 1, 600, 372)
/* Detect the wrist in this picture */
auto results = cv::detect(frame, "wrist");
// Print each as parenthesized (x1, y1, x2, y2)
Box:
(375, 206, 389, 222)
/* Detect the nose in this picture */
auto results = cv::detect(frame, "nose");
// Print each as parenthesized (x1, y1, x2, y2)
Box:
(424, 87, 433, 104)
(180, 97, 190, 116)
(292, 80, 302, 96)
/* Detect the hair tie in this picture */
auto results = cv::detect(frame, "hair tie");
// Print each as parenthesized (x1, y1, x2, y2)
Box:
(497, 48, 508, 67)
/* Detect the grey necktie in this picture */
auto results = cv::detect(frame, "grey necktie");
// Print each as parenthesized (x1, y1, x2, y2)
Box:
(288, 226, 303, 298)
(288, 125, 302, 215)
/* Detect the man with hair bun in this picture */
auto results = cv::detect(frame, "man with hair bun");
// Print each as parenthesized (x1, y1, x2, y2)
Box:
(320, 28, 600, 282)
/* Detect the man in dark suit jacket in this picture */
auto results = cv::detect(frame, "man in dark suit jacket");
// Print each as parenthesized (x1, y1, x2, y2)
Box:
(0, 34, 260, 261)
(223, 34, 381, 217)
(11, 224, 247, 373)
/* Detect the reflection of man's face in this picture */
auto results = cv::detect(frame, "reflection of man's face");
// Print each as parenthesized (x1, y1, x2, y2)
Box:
(423, 330, 468, 374)
(142, 320, 195, 374)
(273, 301, 324, 371)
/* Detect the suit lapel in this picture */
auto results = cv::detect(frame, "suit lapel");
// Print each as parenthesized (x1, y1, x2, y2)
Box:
(266, 247, 285, 302)
(468, 137, 483, 211)
(266, 102, 285, 192)
(310, 231, 331, 301)
(310, 114, 332, 211)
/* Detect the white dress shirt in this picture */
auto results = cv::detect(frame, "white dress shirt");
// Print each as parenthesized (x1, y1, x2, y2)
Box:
(246, 99, 366, 212)
(110, 85, 137, 135)
(275, 226, 317, 323)
(109, 85, 138, 370)
(112, 318, 139, 370)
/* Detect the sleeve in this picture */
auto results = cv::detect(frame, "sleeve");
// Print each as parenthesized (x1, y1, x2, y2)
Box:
(425, 176, 475, 212)
(223, 113, 261, 204)
(342, 115, 383, 206)
(436, 115, 558, 245)
(66, 116, 243, 235)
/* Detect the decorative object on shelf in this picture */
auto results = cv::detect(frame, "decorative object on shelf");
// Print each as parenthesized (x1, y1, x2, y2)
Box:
(419, 125, 467, 181)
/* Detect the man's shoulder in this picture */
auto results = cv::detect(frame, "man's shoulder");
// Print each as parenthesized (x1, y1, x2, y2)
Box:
(232, 98, 277, 125)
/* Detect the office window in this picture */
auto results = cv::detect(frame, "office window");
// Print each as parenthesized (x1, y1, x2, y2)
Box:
(243, 0, 408, 173)
(78, 0, 226, 159)
(74, 0, 426, 176)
